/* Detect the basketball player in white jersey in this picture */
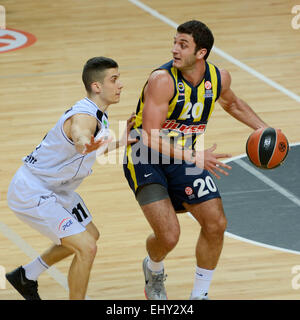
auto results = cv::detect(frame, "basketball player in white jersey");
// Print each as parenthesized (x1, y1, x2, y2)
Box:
(5, 57, 136, 300)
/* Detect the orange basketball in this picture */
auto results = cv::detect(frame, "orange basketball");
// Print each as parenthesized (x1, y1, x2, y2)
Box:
(246, 127, 289, 169)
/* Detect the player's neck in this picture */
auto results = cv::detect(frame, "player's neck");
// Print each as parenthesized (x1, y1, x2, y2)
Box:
(181, 59, 206, 87)
(86, 94, 109, 113)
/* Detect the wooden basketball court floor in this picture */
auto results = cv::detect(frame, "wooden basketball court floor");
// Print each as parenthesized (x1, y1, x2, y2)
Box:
(0, 0, 299, 300)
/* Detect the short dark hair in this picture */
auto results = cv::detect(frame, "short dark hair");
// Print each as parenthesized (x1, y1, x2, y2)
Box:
(82, 57, 118, 92)
(177, 20, 214, 60)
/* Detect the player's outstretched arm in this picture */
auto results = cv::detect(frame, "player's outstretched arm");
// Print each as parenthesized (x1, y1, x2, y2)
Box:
(218, 69, 268, 130)
(67, 113, 109, 154)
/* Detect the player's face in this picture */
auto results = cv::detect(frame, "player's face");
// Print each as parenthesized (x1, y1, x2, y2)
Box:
(172, 33, 198, 70)
(99, 68, 123, 105)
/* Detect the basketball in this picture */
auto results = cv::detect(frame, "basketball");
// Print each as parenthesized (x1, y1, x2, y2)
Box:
(246, 127, 289, 169)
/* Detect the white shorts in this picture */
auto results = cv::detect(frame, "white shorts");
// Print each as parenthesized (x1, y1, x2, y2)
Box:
(7, 165, 92, 245)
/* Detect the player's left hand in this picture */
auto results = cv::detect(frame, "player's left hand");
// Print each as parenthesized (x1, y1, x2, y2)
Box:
(120, 112, 138, 146)
(203, 144, 232, 179)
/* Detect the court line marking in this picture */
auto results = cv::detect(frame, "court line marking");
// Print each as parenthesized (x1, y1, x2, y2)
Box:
(187, 211, 300, 256)
(222, 142, 300, 165)
(127, 0, 300, 103)
(0, 221, 91, 300)
(221, 188, 277, 196)
(187, 212, 300, 256)
(223, 232, 300, 256)
(188, 143, 300, 255)
(234, 158, 300, 207)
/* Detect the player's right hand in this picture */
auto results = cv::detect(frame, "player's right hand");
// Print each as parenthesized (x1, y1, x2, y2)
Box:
(82, 135, 112, 155)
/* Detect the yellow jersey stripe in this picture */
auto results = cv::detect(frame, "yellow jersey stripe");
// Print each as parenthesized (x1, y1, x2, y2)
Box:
(207, 63, 218, 121)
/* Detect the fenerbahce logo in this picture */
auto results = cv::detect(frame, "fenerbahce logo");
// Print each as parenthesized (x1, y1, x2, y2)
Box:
(58, 218, 74, 232)
(177, 82, 185, 93)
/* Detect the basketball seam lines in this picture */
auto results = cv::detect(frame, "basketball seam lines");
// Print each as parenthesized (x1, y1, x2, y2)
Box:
(257, 130, 263, 167)
(268, 128, 277, 168)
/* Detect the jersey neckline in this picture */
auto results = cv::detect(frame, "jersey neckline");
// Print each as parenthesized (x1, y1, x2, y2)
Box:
(176, 61, 209, 90)
(84, 97, 108, 117)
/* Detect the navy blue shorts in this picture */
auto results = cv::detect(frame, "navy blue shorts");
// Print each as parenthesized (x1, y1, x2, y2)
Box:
(123, 144, 221, 211)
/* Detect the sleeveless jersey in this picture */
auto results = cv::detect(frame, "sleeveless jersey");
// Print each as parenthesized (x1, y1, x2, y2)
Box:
(134, 60, 221, 149)
(23, 97, 110, 191)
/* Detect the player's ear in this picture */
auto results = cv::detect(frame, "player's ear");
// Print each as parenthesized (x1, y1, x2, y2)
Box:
(90, 81, 102, 94)
(196, 48, 207, 60)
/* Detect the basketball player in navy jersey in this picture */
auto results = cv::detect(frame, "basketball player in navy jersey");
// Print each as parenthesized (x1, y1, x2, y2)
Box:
(124, 20, 268, 300)
(6, 57, 136, 300)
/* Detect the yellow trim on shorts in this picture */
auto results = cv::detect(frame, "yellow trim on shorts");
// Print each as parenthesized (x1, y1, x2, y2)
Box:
(126, 145, 138, 191)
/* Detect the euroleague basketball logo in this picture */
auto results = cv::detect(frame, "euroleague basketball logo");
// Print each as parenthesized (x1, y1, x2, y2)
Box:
(185, 187, 193, 196)
(0, 6, 36, 53)
(279, 141, 287, 152)
(204, 81, 212, 90)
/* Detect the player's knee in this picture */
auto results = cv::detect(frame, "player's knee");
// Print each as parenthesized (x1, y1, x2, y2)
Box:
(79, 239, 97, 261)
(70, 234, 98, 261)
(86, 222, 100, 242)
(160, 230, 180, 252)
(203, 215, 227, 238)
(93, 228, 100, 241)
(166, 237, 179, 252)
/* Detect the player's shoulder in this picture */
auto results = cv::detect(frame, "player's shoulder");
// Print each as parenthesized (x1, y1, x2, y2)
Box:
(148, 69, 173, 88)
(142, 69, 174, 102)
(72, 97, 94, 110)
(219, 68, 232, 90)
(219, 68, 231, 78)
(62, 98, 100, 128)
(65, 98, 98, 117)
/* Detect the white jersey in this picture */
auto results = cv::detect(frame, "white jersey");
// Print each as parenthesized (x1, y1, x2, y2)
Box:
(23, 97, 110, 192)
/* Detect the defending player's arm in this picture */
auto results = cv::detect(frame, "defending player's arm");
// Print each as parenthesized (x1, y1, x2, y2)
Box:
(218, 69, 268, 130)
(142, 70, 231, 178)
(66, 114, 108, 155)
(103, 112, 137, 154)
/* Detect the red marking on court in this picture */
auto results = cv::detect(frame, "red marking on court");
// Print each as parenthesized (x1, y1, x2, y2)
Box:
(0, 28, 36, 53)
